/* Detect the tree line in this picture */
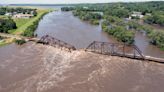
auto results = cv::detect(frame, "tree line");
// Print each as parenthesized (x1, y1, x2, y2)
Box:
(73, 10, 102, 25)
(0, 18, 17, 33)
(61, 1, 164, 49)
(22, 12, 49, 37)
(144, 11, 164, 26)
(0, 7, 37, 16)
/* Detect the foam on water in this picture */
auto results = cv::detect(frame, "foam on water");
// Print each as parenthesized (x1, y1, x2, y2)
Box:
(0, 43, 164, 92)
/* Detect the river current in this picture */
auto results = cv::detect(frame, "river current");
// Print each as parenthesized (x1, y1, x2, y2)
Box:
(35, 7, 164, 58)
(0, 6, 164, 92)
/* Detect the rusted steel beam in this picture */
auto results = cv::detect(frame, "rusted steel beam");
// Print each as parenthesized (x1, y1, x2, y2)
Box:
(38, 35, 76, 51)
(85, 41, 145, 60)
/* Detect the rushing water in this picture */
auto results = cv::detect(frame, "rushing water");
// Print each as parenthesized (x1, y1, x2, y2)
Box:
(0, 42, 164, 92)
(35, 11, 117, 49)
(0, 6, 164, 92)
(35, 7, 164, 58)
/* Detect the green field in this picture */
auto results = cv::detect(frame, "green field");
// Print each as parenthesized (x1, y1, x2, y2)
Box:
(9, 9, 51, 35)
(0, 15, 8, 19)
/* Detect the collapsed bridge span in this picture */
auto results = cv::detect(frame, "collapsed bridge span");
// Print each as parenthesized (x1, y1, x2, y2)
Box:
(37, 35, 76, 51)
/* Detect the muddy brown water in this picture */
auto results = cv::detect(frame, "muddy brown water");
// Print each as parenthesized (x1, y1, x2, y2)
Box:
(0, 6, 164, 92)
(35, 9, 164, 58)
(0, 43, 164, 92)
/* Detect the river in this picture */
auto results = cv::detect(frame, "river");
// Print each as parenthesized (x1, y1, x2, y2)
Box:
(0, 6, 164, 92)
(35, 6, 164, 58)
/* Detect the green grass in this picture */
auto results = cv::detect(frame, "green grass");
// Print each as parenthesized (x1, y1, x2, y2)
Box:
(9, 9, 51, 35)
(0, 41, 9, 47)
(8, 18, 31, 34)
(0, 15, 8, 19)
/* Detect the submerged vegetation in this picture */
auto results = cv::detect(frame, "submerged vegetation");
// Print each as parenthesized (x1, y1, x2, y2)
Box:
(72, 10, 102, 25)
(149, 31, 164, 50)
(15, 39, 26, 45)
(144, 11, 164, 26)
(102, 17, 135, 44)
(62, 6, 102, 25)
(61, 1, 164, 49)
(61, 7, 75, 11)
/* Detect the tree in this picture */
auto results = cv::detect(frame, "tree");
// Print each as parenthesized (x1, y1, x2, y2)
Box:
(0, 18, 17, 33)
(0, 7, 6, 15)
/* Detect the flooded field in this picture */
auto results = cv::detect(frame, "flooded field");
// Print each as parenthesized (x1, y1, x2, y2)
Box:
(0, 43, 164, 92)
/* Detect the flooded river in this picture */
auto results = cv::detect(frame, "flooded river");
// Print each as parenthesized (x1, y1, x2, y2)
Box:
(0, 6, 164, 92)
(0, 43, 164, 92)
(35, 8, 164, 58)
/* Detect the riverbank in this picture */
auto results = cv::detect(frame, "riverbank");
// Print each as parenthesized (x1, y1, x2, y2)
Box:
(9, 8, 52, 35)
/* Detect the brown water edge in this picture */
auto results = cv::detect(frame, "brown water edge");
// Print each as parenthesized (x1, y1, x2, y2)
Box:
(139, 20, 164, 31)
(35, 11, 164, 58)
(0, 42, 164, 92)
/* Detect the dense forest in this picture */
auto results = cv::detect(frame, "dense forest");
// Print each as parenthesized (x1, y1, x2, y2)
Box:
(61, 1, 164, 49)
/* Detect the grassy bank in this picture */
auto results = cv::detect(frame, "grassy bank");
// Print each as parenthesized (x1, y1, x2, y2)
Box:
(9, 9, 51, 35)
(0, 8, 52, 47)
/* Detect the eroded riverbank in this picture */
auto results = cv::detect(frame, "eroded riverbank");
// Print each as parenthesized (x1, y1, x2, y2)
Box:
(0, 42, 164, 92)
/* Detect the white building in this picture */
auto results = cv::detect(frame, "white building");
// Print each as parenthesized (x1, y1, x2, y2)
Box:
(5, 13, 12, 16)
(131, 12, 144, 19)
(83, 7, 89, 9)
(13, 14, 33, 19)
(146, 13, 151, 16)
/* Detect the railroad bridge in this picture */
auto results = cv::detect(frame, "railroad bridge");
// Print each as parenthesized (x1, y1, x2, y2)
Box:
(37, 35, 164, 63)
(0, 33, 164, 63)
(37, 35, 76, 51)
(85, 41, 164, 63)
(85, 41, 145, 60)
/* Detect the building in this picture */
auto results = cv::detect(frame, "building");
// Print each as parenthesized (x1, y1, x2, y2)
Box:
(146, 13, 151, 16)
(13, 14, 33, 19)
(130, 12, 144, 19)
(83, 7, 89, 9)
(5, 13, 12, 16)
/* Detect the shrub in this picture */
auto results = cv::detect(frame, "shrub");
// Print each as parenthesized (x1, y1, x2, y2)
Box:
(102, 25, 135, 44)
(90, 19, 99, 25)
(15, 39, 26, 45)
